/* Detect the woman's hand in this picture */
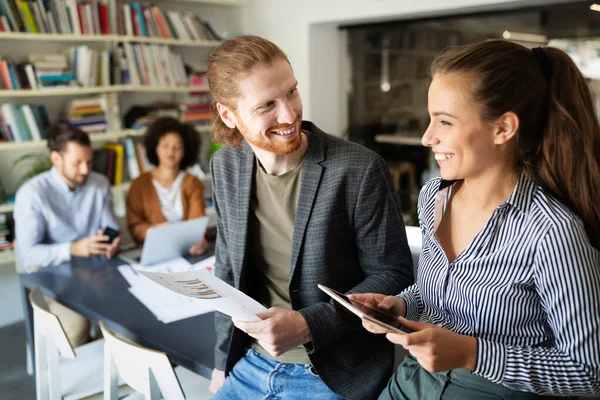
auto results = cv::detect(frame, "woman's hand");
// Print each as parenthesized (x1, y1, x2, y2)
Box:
(386, 317, 477, 372)
(348, 293, 406, 334)
(189, 238, 209, 255)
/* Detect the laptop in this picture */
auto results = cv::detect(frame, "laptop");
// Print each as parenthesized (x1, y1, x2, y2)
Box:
(121, 217, 209, 266)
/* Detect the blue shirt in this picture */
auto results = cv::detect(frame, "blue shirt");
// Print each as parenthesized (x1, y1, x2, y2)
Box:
(400, 172, 600, 396)
(14, 167, 119, 273)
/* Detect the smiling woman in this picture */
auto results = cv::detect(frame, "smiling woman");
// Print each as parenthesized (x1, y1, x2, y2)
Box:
(360, 39, 600, 399)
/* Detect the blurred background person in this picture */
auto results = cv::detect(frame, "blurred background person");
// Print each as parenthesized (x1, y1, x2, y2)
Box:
(126, 117, 207, 255)
(14, 124, 120, 347)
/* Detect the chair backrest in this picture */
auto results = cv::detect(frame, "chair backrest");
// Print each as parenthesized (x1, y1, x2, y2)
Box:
(29, 287, 76, 400)
(99, 321, 185, 400)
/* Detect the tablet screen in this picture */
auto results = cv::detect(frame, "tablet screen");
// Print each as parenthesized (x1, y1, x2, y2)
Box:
(325, 287, 401, 328)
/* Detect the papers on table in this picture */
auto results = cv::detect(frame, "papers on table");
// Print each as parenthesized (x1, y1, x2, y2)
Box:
(138, 268, 267, 322)
(117, 256, 218, 323)
(117, 255, 267, 323)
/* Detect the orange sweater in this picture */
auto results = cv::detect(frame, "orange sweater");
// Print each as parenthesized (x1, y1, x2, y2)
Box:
(126, 172, 206, 244)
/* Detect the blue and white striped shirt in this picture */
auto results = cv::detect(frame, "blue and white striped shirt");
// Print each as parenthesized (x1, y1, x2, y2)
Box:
(399, 172, 600, 396)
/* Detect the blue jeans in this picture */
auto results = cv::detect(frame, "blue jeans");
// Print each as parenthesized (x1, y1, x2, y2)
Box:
(212, 348, 343, 400)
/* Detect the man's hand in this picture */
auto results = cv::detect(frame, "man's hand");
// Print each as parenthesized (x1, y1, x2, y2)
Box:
(349, 293, 406, 334)
(232, 308, 311, 358)
(209, 368, 226, 393)
(71, 229, 120, 259)
(105, 235, 120, 259)
(385, 317, 477, 372)
(71, 232, 110, 257)
(189, 238, 209, 255)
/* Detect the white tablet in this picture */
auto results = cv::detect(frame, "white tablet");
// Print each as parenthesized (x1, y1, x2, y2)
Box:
(318, 284, 404, 334)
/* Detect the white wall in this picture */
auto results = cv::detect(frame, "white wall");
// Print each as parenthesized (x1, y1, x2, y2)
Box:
(238, 0, 530, 136)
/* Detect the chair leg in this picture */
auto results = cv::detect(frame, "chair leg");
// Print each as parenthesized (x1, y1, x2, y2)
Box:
(26, 341, 33, 376)
(104, 348, 119, 400)
(34, 328, 48, 400)
(46, 335, 61, 400)
(147, 368, 161, 400)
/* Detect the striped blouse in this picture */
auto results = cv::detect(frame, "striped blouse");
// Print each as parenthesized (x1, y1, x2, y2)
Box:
(398, 172, 600, 396)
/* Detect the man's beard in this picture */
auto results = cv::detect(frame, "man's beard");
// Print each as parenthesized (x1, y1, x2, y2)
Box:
(62, 168, 88, 188)
(238, 115, 302, 155)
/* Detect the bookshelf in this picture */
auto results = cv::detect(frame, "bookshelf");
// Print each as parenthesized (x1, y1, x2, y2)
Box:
(0, 0, 238, 265)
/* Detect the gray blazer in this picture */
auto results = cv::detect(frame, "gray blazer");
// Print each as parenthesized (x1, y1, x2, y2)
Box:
(210, 121, 413, 400)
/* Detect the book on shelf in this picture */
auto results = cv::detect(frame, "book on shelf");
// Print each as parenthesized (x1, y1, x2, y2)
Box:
(123, 93, 213, 130)
(0, 102, 50, 142)
(63, 95, 110, 133)
(0, 45, 116, 90)
(0, 0, 223, 40)
(93, 139, 145, 184)
(119, 42, 189, 87)
(103, 142, 124, 185)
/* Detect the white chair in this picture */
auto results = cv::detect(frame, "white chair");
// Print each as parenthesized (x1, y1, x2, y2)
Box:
(29, 287, 107, 400)
(100, 321, 210, 400)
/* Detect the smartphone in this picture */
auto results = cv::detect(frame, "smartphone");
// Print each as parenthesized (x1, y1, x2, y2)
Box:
(318, 284, 404, 333)
(103, 226, 120, 244)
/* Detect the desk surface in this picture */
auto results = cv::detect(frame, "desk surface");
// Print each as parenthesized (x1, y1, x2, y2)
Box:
(19, 254, 216, 379)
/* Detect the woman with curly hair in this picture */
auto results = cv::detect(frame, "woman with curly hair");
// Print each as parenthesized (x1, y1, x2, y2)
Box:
(126, 117, 207, 254)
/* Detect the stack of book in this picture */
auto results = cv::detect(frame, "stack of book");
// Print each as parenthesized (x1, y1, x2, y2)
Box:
(63, 96, 108, 133)
(28, 53, 72, 88)
(0, 102, 51, 142)
(0, 0, 222, 40)
(180, 89, 212, 125)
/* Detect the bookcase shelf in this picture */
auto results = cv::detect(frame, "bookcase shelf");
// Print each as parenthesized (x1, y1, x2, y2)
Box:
(0, 85, 209, 98)
(0, 125, 210, 151)
(0, 32, 222, 47)
(155, 0, 244, 5)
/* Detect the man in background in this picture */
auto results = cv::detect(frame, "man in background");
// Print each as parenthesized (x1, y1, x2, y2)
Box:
(14, 125, 120, 346)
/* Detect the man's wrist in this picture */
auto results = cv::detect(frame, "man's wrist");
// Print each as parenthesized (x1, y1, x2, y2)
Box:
(70, 240, 77, 256)
(297, 312, 312, 344)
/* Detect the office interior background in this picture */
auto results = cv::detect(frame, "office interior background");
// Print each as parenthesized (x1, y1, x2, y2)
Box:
(1, 0, 598, 398)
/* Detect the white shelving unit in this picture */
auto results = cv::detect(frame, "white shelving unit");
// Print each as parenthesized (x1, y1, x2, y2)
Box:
(0, 0, 238, 266)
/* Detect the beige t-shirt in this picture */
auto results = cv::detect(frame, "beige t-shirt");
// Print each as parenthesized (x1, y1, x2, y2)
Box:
(248, 157, 311, 364)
